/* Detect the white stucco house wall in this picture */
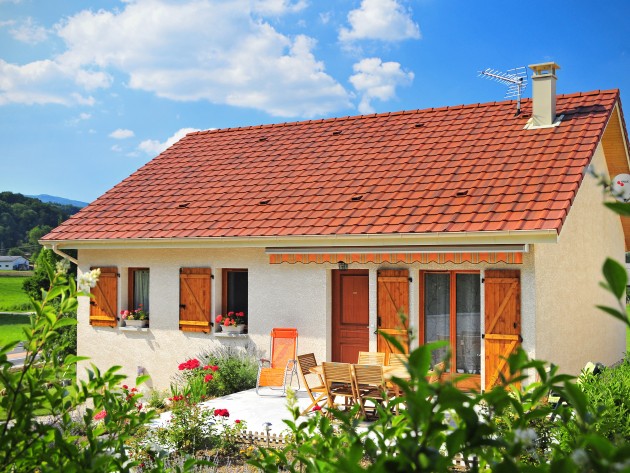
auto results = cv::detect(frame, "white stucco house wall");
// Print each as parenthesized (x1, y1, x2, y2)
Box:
(43, 63, 629, 391)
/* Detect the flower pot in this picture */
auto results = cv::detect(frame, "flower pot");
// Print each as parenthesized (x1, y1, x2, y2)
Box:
(221, 325, 245, 334)
(124, 319, 148, 328)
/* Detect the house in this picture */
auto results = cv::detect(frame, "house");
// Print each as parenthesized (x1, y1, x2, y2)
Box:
(0, 256, 30, 271)
(42, 63, 629, 391)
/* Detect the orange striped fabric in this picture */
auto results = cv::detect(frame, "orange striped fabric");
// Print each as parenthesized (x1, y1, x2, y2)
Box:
(269, 252, 522, 265)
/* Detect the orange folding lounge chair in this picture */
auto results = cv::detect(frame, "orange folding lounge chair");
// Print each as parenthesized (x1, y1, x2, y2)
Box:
(256, 328, 299, 396)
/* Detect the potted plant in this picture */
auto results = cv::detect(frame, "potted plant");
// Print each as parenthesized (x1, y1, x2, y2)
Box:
(120, 305, 149, 328)
(215, 311, 246, 334)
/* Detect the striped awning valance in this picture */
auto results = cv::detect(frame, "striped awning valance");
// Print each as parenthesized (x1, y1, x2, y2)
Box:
(267, 245, 525, 265)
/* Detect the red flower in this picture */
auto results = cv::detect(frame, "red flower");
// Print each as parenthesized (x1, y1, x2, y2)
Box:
(236, 311, 245, 318)
(214, 408, 229, 417)
(122, 384, 128, 390)
(215, 314, 223, 324)
(211, 365, 219, 372)
(94, 410, 107, 420)
(131, 387, 138, 393)
(235, 419, 241, 424)
(203, 365, 211, 370)
(136, 403, 143, 411)
(178, 358, 201, 370)
(312, 405, 322, 412)
(228, 311, 234, 317)
(204, 374, 213, 382)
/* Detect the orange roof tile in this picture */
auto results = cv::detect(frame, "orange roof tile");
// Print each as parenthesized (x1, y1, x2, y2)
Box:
(44, 90, 623, 242)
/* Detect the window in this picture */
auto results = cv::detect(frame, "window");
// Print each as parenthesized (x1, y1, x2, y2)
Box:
(222, 269, 248, 328)
(420, 271, 481, 376)
(128, 268, 150, 313)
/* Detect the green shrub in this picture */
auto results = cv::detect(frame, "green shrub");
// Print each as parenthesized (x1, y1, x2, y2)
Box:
(201, 345, 259, 397)
(580, 357, 630, 442)
(170, 345, 260, 400)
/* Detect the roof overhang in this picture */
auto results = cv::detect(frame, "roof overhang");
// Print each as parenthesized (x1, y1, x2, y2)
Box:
(41, 229, 557, 252)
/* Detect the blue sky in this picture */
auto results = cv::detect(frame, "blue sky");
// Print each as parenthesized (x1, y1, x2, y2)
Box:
(1, 0, 629, 203)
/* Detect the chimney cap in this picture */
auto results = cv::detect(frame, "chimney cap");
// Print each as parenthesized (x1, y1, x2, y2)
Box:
(528, 62, 561, 77)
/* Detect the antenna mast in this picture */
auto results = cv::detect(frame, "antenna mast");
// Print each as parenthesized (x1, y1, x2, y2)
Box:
(478, 66, 528, 115)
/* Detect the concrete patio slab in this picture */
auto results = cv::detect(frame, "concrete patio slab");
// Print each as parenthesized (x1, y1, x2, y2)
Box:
(152, 388, 315, 436)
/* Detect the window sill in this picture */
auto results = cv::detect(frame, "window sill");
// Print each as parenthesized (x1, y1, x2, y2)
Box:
(119, 326, 150, 333)
(214, 332, 248, 338)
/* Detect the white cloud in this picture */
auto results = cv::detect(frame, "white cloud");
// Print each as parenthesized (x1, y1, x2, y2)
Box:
(0, 59, 97, 106)
(138, 127, 201, 156)
(79, 112, 91, 120)
(251, 0, 307, 15)
(109, 128, 135, 139)
(339, 0, 421, 42)
(9, 17, 49, 44)
(349, 58, 414, 114)
(111, 144, 123, 152)
(0, 0, 350, 116)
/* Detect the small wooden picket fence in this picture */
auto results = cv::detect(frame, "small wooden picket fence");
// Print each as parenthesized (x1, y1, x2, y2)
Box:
(230, 430, 478, 470)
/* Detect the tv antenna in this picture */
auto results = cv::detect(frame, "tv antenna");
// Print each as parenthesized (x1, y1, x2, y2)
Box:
(478, 66, 528, 115)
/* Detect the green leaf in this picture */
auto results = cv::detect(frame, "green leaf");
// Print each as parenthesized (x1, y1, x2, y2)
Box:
(596, 305, 630, 325)
(601, 258, 627, 299)
(604, 201, 630, 216)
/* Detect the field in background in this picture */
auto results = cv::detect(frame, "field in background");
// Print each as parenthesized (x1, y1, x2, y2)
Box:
(0, 274, 31, 312)
(0, 313, 31, 346)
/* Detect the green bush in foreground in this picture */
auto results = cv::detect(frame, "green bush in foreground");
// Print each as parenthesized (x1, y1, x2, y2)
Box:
(0, 259, 201, 472)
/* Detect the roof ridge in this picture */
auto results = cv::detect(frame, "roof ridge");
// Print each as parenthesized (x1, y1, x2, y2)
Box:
(185, 89, 619, 136)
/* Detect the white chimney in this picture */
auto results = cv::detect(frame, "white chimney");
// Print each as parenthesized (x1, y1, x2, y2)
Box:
(527, 62, 561, 128)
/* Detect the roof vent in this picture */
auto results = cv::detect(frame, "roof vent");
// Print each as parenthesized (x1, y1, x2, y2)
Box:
(526, 62, 563, 129)
(258, 136, 268, 142)
(259, 199, 271, 205)
(178, 202, 190, 208)
(414, 123, 424, 128)
(456, 190, 468, 197)
(332, 130, 342, 136)
(351, 195, 363, 202)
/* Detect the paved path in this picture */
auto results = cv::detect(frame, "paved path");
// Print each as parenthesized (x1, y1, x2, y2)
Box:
(6, 342, 27, 367)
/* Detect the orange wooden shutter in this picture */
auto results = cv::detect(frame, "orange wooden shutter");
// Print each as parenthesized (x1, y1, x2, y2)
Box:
(89, 267, 118, 327)
(179, 268, 212, 333)
(484, 269, 521, 389)
(377, 269, 410, 357)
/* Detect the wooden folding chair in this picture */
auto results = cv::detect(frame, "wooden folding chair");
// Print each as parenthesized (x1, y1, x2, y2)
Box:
(357, 351, 386, 366)
(256, 328, 299, 396)
(297, 353, 328, 415)
(428, 361, 445, 383)
(353, 364, 395, 418)
(387, 353, 408, 369)
(322, 362, 357, 410)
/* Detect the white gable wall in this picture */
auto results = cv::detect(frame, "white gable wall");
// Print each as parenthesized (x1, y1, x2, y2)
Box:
(533, 144, 627, 374)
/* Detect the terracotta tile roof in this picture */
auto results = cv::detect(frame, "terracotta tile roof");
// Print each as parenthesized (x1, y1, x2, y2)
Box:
(44, 90, 621, 242)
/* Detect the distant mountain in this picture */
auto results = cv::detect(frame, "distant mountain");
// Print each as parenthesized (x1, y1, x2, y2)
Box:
(28, 194, 88, 208)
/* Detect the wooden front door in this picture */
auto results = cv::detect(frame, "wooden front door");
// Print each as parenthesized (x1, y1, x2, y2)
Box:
(484, 269, 521, 389)
(377, 269, 410, 356)
(332, 269, 369, 363)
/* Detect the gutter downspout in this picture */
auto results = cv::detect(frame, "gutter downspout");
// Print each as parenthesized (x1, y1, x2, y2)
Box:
(50, 243, 79, 266)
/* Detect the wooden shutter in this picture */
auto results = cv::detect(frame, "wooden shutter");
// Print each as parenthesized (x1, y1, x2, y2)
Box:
(89, 267, 118, 327)
(484, 269, 521, 389)
(179, 268, 212, 333)
(377, 269, 410, 357)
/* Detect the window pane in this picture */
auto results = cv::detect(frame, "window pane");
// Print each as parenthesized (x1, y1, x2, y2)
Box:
(134, 269, 150, 313)
(424, 273, 450, 368)
(227, 271, 248, 314)
(456, 273, 480, 374)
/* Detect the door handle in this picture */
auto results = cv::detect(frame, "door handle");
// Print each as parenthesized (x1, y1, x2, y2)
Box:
(179, 304, 186, 309)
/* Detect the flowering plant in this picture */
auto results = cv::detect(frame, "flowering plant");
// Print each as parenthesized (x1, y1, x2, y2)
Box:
(120, 304, 149, 321)
(215, 311, 246, 327)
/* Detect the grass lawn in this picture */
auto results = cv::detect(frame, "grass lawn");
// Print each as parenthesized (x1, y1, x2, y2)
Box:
(0, 313, 31, 345)
(0, 275, 31, 312)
